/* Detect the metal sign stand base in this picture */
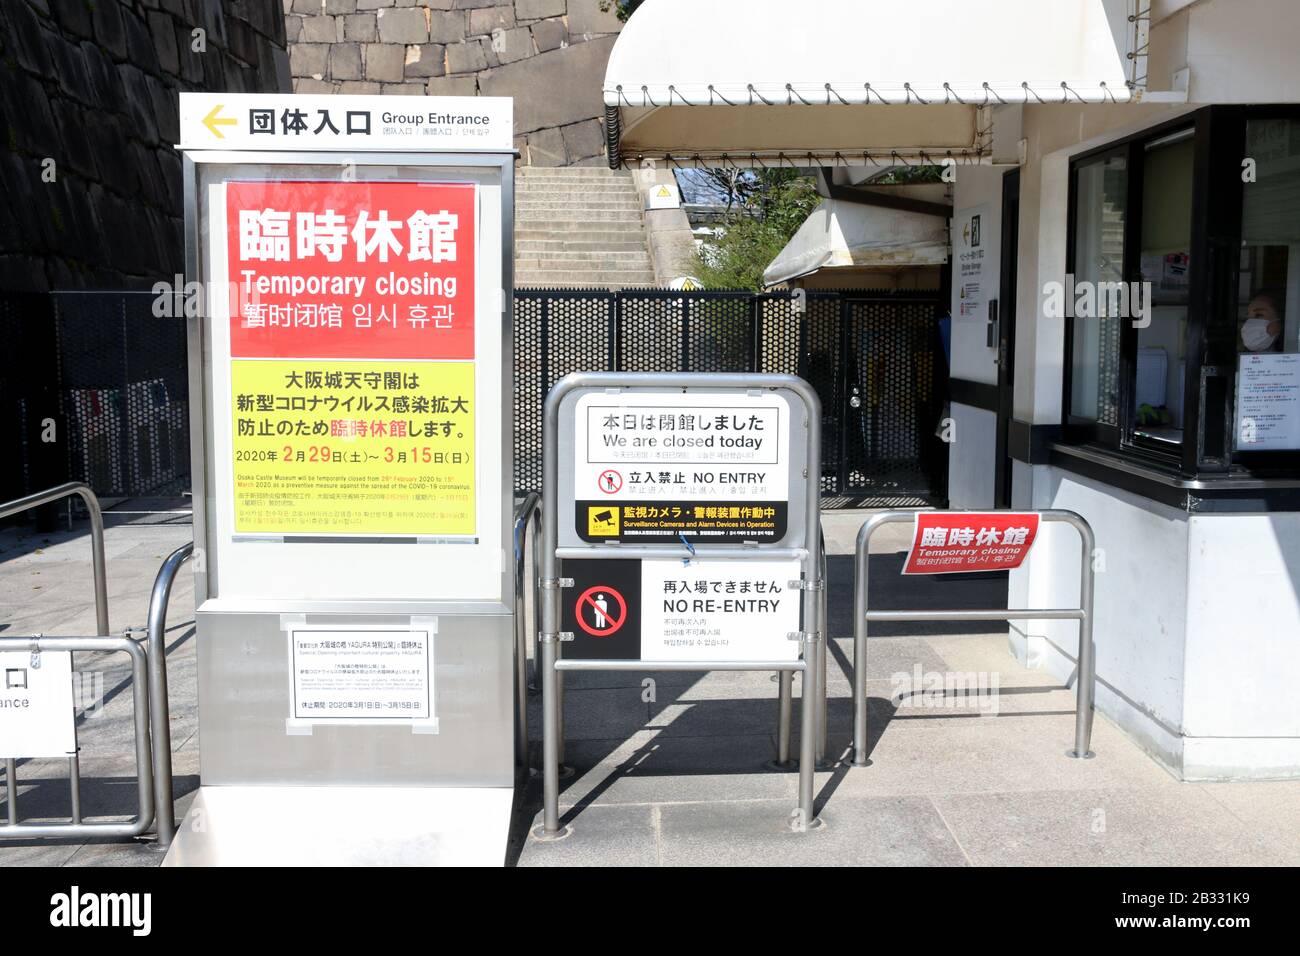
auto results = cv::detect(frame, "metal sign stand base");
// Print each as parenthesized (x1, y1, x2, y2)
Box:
(163, 785, 515, 866)
(536, 373, 825, 840)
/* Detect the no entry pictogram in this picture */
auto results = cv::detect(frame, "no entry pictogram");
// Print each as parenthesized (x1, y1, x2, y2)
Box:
(598, 469, 623, 494)
(575, 585, 627, 637)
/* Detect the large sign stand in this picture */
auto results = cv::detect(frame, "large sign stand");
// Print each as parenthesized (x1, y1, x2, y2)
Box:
(170, 93, 517, 865)
(537, 372, 825, 837)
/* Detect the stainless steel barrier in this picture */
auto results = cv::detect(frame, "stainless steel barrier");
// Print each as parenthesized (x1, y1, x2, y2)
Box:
(0, 482, 109, 637)
(0, 483, 188, 847)
(0, 635, 154, 840)
(146, 541, 192, 849)
(774, 527, 828, 768)
(513, 494, 541, 772)
(851, 509, 1097, 767)
(0, 482, 109, 824)
(538, 372, 825, 837)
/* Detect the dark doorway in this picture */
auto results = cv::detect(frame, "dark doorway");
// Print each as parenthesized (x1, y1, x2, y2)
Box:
(994, 170, 1020, 507)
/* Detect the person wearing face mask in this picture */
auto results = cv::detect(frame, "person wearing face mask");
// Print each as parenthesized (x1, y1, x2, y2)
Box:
(1240, 288, 1285, 352)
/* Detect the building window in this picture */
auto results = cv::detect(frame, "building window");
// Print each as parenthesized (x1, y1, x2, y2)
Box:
(1134, 129, 1194, 450)
(1068, 152, 1125, 432)
(1062, 107, 1300, 489)
(1233, 118, 1300, 456)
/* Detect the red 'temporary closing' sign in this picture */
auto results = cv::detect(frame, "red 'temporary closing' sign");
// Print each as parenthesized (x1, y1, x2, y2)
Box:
(902, 512, 1040, 575)
(226, 180, 476, 360)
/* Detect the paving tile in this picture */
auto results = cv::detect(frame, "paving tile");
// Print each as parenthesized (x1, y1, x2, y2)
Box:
(656, 795, 968, 866)
(517, 804, 660, 866)
(1197, 780, 1300, 865)
(931, 785, 1291, 866)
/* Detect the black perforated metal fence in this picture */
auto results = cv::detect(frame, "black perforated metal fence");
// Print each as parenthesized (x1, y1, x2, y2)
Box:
(0, 291, 190, 508)
(3, 287, 946, 511)
(514, 288, 948, 504)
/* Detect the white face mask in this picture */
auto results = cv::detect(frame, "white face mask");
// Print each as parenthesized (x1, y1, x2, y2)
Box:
(1242, 316, 1278, 351)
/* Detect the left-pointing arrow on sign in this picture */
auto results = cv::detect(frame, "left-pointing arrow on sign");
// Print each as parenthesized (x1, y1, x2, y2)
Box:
(202, 104, 237, 138)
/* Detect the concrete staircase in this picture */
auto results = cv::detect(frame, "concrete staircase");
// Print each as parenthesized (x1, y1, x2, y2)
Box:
(515, 166, 657, 288)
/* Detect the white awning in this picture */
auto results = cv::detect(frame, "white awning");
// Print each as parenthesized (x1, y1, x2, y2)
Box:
(603, 0, 1134, 167)
(763, 197, 949, 287)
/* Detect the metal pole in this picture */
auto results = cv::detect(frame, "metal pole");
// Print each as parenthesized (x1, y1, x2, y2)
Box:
(1069, 514, 1097, 758)
(513, 494, 539, 771)
(852, 518, 871, 766)
(4, 758, 15, 825)
(795, 376, 822, 829)
(816, 533, 827, 764)
(776, 670, 793, 765)
(147, 542, 192, 849)
(82, 487, 109, 638)
(539, 375, 563, 838)
(69, 755, 81, 825)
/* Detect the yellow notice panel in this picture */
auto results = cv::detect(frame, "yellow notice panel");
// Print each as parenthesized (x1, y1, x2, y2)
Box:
(231, 360, 475, 536)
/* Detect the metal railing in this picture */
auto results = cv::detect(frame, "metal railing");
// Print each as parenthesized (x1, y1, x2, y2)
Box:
(146, 541, 192, 849)
(513, 494, 541, 772)
(851, 509, 1097, 767)
(0, 482, 189, 847)
(0, 482, 109, 833)
(0, 635, 154, 840)
(0, 482, 109, 636)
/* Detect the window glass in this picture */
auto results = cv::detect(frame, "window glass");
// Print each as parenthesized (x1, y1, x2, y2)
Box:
(1239, 119, 1300, 355)
(1135, 132, 1194, 447)
(1070, 154, 1126, 425)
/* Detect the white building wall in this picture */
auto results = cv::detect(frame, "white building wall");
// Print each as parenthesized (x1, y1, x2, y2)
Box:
(947, 165, 1003, 508)
(1000, 0, 1300, 779)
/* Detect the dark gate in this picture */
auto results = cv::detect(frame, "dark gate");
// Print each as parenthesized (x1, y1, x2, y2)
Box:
(1, 291, 190, 507)
(514, 288, 948, 505)
(6, 287, 945, 510)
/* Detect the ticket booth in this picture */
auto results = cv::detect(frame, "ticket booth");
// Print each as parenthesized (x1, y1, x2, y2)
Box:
(168, 94, 516, 865)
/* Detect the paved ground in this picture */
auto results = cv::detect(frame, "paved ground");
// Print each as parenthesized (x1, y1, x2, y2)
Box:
(2, 506, 1297, 866)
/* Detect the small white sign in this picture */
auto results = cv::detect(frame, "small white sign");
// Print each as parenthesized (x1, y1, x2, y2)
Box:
(955, 203, 988, 319)
(641, 558, 801, 662)
(288, 627, 435, 730)
(179, 93, 514, 152)
(1236, 352, 1300, 450)
(646, 183, 682, 210)
(0, 650, 75, 758)
(574, 391, 791, 501)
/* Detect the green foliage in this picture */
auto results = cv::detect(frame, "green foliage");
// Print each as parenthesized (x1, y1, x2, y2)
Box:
(598, 0, 645, 21)
(870, 165, 945, 184)
(694, 171, 820, 290)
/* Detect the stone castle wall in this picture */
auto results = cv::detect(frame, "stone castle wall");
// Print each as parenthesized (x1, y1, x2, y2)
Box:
(283, 0, 623, 166)
(0, 1, 289, 292)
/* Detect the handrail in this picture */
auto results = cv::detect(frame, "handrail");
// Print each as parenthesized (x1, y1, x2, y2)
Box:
(513, 494, 541, 772)
(0, 482, 109, 636)
(0, 635, 153, 840)
(146, 541, 193, 849)
(852, 509, 1097, 767)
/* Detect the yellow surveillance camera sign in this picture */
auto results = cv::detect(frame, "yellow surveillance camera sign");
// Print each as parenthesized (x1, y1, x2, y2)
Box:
(587, 506, 620, 537)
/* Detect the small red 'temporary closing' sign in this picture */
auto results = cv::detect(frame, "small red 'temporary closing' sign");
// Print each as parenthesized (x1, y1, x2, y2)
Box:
(902, 512, 1040, 575)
